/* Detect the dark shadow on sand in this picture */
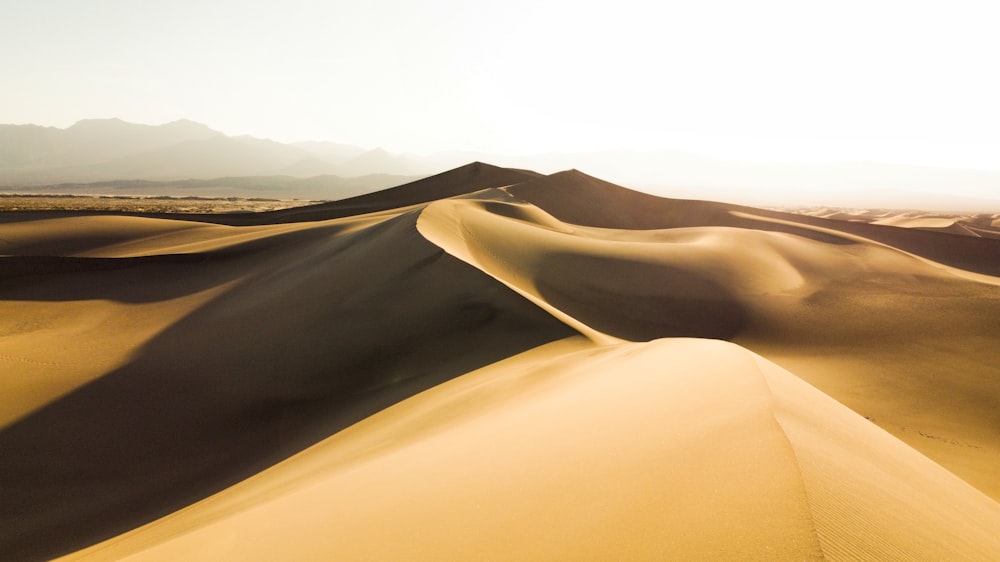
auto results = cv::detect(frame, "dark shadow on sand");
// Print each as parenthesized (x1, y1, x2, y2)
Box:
(0, 212, 577, 561)
(536, 253, 748, 342)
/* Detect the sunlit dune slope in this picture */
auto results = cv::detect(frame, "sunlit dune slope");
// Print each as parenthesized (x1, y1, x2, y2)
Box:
(509, 169, 1000, 276)
(796, 208, 1000, 240)
(421, 185, 1000, 499)
(1, 163, 999, 560)
(63, 339, 1000, 561)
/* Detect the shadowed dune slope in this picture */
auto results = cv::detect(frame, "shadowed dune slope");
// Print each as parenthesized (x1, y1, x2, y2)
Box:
(419, 195, 749, 342)
(0, 215, 393, 427)
(244, 161, 541, 224)
(63, 339, 1000, 561)
(0, 208, 575, 560)
(0, 215, 222, 257)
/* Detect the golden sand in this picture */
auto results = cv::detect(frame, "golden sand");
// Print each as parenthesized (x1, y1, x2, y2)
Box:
(1, 163, 997, 559)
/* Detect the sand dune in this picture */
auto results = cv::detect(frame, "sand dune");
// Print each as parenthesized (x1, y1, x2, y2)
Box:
(873, 214, 959, 229)
(0, 203, 573, 559)
(2, 163, 998, 559)
(233, 160, 540, 225)
(509, 170, 1000, 276)
(419, 189, 1000, 498)
(61, 339, 1000, 561)
(794, 207, 1000, 240)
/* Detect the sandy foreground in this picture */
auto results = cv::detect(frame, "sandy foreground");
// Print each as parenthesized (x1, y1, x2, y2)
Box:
(1, 163, 999, 560)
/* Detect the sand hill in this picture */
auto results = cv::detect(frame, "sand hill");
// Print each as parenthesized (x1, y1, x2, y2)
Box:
(1, 164, 998, 560)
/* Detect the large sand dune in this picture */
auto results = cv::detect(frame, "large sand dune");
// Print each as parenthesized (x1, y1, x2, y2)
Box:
(2, 163, 998, 560)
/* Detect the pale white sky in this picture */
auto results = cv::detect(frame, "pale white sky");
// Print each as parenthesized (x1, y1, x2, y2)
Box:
(3, 0, 1000, 168)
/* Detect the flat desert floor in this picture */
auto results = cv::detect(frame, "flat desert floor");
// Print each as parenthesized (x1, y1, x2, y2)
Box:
(1, 163, 998, 560)
(0, 194, 318, 214)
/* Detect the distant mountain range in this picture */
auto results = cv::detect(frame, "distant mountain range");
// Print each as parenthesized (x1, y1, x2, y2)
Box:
(0, 118, 427, 189)
(2, 118, 999, 210)
(1, 174, 422, 201)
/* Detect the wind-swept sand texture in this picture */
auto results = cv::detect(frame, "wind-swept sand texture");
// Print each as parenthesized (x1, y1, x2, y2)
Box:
(2, 163, 999, 560)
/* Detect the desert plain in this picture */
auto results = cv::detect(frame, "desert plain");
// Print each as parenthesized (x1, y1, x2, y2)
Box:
(1, 162, 999, 560)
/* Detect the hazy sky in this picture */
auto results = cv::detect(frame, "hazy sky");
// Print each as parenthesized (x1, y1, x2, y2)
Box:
(3, 0, 1000, 168)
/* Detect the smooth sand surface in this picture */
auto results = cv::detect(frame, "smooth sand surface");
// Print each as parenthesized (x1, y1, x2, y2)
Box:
(2, 163, 998, 560)
(61, 339, 1000, 561)
(419, 192, 1000, 497)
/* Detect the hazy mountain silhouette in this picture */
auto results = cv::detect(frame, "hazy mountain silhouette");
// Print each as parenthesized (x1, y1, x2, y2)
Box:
(0, 118, 218, 170)
(2, 174, 421, 200)
(0, 119, 375, 186)
(335, 147, 426, 177)
(291, 140, 367, 164)
(277, 156, 343, 177)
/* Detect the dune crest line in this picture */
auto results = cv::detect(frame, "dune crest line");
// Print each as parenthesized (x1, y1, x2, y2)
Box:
(0, 162, 997, 559)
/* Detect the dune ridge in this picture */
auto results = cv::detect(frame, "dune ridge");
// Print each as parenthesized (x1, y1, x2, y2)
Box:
(418, 187, 1000, 499)
(508, 169, 1000, 276)
(0, 203, 574, 559)
(1, 163, 998, 559)
(793, 207, 1000, 240)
